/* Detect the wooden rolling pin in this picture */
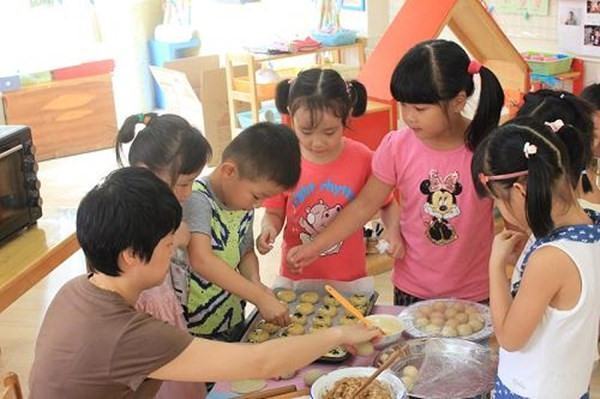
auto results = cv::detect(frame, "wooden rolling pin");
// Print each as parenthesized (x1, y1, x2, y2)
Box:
(235, 385, 297, 399)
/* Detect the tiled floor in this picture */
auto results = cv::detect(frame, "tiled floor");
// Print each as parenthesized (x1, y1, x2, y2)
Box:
(0, 148, 597, 397)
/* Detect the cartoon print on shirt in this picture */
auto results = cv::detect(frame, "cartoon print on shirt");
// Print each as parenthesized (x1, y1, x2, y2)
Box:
(298, 199, 343, 255)
(420, 170, 462, 245)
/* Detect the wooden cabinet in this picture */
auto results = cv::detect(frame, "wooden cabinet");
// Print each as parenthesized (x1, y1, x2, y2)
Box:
(1, 74, 117, 161)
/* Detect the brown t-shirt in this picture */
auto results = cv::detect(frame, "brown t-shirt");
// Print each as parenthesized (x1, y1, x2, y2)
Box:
(29, 275, 193, 399)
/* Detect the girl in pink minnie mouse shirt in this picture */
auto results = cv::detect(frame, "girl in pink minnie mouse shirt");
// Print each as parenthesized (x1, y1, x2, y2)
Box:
(288, 40, 505, 305)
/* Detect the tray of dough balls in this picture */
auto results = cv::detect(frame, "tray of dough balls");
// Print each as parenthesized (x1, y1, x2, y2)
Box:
(241, 287, 378, 363)
(397, 299, 492, 342)
(373, 338, 498, 399)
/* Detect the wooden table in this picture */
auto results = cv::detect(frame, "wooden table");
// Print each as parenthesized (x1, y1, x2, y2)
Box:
(0, 208, 79, 312)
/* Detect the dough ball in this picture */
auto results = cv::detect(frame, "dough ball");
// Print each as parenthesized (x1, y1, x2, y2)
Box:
(468, 319, 484, 332)
(469, 312, 484, 323)
(430, 316, 445, 327)
(247, 329, 270, 343)
(303, 369, 326, 387)
(419, 305, 433, 316)
(430, 311, 445, 320)
(454, 312, 468, 323)
(424, 323, 441, 334)
(340, 315, 359, 325)
(276, 289, 296, 303)
(312, 315, 332, 328)
(283, 323, 305, 336)
(444, 318, 460, 329)
(441, 326, 458, 337)
(275, 370, 297, 380)
(257, 321, 280, 334)
(323, 294, 339, 307)
(433, 302, 447, 312)
(452, 303, 466, 312)
(231, 379, 266, 394)
(299, 291, 320, 304)
(415, 317, 429, 328)
(413, 310, 425, 319)
(290, 312, 308, 325)
(402, 365, 419, 378)
(465, 305, 479, 315)
(457, 323, 474, 337)
(401, 375, 416, 391)
(355, 341, 375, 356)
(318, 304, 338, 317)
(444, 308, 458, 319)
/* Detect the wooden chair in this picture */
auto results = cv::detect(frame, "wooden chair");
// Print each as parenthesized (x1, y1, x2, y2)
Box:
(1, 372, 23, 399)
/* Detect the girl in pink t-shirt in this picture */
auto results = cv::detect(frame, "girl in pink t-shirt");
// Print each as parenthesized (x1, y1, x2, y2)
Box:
(288, 40, 505, 304)
(258, 68, 400, 282)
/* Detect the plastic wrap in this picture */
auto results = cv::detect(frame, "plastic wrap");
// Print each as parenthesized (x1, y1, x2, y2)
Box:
(374, 338, 498, 399)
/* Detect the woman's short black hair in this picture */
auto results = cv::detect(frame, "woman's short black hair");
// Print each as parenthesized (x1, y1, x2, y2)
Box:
(76, 167, 182, 276)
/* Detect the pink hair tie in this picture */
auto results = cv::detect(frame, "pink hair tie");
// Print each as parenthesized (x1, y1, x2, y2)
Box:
(544, 119, 565, 133)
(468, 60, 482, 75)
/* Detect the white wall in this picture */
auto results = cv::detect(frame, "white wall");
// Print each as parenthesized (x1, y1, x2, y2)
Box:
(387, 0, 600, 85)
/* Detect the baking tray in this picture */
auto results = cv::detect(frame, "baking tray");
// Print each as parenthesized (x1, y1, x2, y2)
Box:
(398, 299, 493, 342)
(374, 338, 498, 399)
(241, 287, 378, 363)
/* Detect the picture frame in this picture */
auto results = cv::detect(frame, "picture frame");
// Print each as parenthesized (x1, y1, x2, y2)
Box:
(342, 0, 366, 11)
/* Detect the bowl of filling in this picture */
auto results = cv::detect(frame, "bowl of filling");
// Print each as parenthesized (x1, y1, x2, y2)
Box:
(311, 366, 407, 399)
(366, 314, 405, 350)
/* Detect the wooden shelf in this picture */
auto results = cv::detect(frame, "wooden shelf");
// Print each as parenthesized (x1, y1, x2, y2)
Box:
(225, 39, 367, 133)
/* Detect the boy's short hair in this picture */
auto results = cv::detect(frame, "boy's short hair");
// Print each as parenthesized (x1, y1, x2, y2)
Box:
(222, 122, 301, 188)
(76, 167, 182, 276)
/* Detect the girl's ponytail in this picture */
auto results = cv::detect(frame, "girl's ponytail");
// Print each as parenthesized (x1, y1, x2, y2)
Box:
(275, 79, 293, 115)
(550, 122, 593, 192)
(466, 65, 504, 151)
(525, 145, 556, 237)
(349, 79, 367, 117)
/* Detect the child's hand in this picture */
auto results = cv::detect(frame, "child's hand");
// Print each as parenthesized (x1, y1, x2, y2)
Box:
(286, 243, 319, 273)
(256, 226, 277, 255)
(257, 293, 290, 326)
(385, 229, 406, 259)
(491, 229, 527, 269)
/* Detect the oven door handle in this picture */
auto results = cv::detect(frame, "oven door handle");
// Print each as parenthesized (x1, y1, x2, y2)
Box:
(0, 144, 23, 160)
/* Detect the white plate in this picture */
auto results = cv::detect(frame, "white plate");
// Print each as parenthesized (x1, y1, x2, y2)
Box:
(310, 366, 407, 399)
(398, 299, 493, 342)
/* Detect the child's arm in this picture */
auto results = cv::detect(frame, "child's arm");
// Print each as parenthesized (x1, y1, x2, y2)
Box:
(287, 175, 394, 270)
(257, 208, 285, 255)
(489, 231, 575, 351)
(149, 324, 381, 382)
(188, 234, 289, 326)
(379, 197, 405, 259)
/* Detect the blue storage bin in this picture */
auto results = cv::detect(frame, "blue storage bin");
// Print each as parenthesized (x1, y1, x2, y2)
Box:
(311, 29, 357, 47)
(0, 75, 21, 93)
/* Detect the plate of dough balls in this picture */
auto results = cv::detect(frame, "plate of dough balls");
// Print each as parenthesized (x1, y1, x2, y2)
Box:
(398, 299, 492, 341)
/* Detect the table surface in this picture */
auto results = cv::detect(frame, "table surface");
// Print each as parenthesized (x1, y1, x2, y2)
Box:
(0, 207, 79, 312)
(207, 304, 401, 399)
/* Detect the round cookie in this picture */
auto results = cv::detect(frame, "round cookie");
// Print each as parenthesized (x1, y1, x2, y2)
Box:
(290, 312, 308, 325)
(309, 324, 328, 333)
(303, 369, 326, 387)
(296, 302, 315, 316)
(323, 294, 339, 307)
(299, 291, 320, 304)
(340, 314, 358, 325)
(349, 293, 368, 307)
(282, 323, 305, 336)
(276, 289, 296, 303)
(247, 329, 270, 343)
(318, 304, 338, 317)
(257, 321, 280, 334)
(312, 315, 332, 328)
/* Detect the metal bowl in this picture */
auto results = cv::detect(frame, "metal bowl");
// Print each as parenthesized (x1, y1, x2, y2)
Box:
(310, 367, 407, 399)
(374, 338, 498, 399)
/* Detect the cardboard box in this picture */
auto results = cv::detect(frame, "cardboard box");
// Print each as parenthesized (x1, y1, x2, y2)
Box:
(157, 55, 237, 166)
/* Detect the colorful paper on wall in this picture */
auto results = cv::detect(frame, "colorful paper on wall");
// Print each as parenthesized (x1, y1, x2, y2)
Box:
(492, 0, 549, 16)
(558, 0, 600, 58)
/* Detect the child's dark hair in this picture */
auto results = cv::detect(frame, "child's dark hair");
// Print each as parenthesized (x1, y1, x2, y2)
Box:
(517, 89, 594, 192)
(390, 39, 505, 151)
(472, 117, 572, 237)
(581, 83, 600, 110)
(275, 68, 368, 129)
(222, 122, 301, 189)
(77, 167, 181, 277)
(116, 113, 212, 185)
